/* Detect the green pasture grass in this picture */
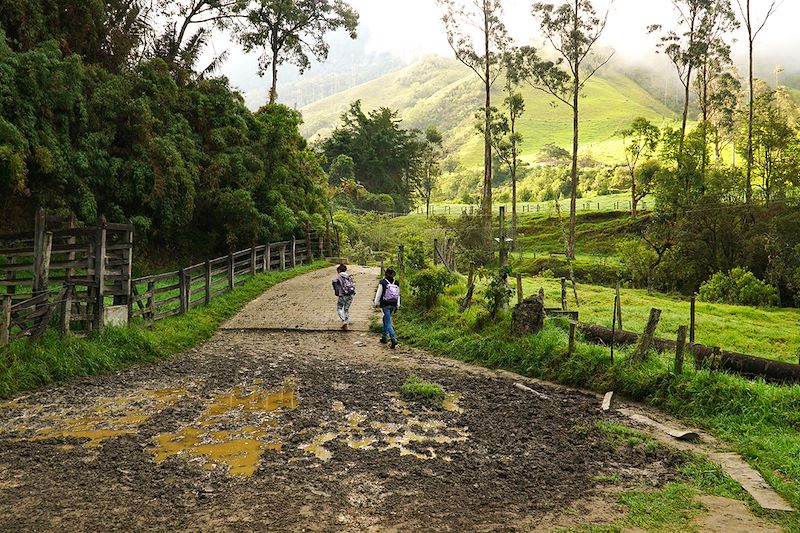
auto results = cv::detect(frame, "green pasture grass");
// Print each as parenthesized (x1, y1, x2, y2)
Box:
(517, 274, 800, 364)
(401, 375, 445, 402)
(393, 288, 800, 521)
(0, 262, 327, 398)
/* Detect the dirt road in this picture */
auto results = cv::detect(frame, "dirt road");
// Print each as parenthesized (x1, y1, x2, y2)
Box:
(0, 267, 772, 531)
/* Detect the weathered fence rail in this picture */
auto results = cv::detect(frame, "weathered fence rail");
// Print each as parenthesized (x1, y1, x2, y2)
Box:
(1, 209, 332, 346)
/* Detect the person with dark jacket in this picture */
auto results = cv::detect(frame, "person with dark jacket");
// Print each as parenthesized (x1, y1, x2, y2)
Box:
(374, 268, 400, 348)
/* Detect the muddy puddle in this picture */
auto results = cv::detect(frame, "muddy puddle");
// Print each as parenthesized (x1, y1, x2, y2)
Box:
(0, 379, 470, 478)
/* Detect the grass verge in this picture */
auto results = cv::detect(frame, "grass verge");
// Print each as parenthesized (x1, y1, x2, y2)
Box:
(394, 288, 800, 529)
(0, 262, 327, 398)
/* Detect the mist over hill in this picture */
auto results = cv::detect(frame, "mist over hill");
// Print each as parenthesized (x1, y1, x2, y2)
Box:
(298, 55, 680, 165)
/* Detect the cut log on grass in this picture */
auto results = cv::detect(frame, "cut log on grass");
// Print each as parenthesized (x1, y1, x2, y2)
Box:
(577, 322, 800, 383)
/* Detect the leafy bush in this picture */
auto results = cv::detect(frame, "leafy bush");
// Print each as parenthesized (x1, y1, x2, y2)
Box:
(409, 266, 457, 309)
(405, 239, 430, 272)
(699, 267, 779, 307)
(483, 266, 513, 318)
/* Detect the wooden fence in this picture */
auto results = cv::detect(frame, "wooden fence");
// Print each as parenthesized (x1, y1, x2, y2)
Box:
(129, 236, 321, 324)
(1, 208, 331, 346)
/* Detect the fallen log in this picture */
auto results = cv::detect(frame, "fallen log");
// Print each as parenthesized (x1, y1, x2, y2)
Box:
(577, 322, 800, 383)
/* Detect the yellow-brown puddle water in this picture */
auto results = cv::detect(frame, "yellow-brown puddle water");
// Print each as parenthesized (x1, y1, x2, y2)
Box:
(149, 384, 298, 477)
(25, 387, 189, 448)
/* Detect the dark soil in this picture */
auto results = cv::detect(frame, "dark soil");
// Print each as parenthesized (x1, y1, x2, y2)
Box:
(0, 329, 682, 532)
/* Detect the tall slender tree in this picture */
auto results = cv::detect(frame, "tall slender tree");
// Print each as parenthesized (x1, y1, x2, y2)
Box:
(733, 0, 782, 204)
(649, 0, 736, 164)
(438, 0, 509, 232)
(418, 128, 446, 219)
(529, 0, 612, 259)
(618, 118, 660, 217)
(240, 0, 359, 105)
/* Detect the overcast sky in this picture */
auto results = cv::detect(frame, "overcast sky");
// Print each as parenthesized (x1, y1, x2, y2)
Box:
(209, 0, 800, 95)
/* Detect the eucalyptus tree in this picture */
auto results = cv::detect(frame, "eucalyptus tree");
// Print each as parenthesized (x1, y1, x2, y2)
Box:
(418, 128, 446, 219)
(649, 0, 737, 163)
(528, 0, 612, 259)
(240, 0, 359, 105)
(733, 0, 782, 204)
(619, 118, 661, 217)
(437, 0, 509, 228)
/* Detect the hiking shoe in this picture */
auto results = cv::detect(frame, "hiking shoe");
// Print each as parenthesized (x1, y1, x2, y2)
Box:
(390, 339, 398, 349)
(380, 337, 388, 344)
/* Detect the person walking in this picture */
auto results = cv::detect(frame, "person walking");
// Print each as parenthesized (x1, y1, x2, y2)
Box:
(374, 268, 400, 348)
(332, 264, 356, 329)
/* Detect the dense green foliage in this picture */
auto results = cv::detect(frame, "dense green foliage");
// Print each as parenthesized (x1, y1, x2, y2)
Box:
(0, 262, 325, 398)
(408, 266, 457, 309)
(699, 267, 780, 307)
(400, 375, 445, 402)
(0, 16, 329, 263)
(321, 100, 431, 213)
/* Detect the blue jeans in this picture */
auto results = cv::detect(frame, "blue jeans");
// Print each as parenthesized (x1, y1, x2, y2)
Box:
(381, 306, 396, 341)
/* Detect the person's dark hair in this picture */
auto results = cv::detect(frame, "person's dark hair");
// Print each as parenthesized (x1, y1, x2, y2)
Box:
(385, 268, 396, 279)
(337, 263, 347, 273)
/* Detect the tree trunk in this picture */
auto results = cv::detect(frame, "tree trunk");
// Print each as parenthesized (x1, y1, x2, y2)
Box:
(269, 48, 279, 105)
(482, 10, 493, 238)
(426, 193, 431, 219)
(631, 170, 637, 217)
(568, 71, 579, 260)
(511, 118, 518, 251)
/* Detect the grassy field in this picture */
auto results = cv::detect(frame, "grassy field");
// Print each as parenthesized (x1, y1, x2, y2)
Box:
(0, 262, 327, 398)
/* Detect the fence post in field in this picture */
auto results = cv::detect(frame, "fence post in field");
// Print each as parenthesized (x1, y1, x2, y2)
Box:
(249, 247, 257, 276)
(318, 235, 324, 260)
(326, 223, 334, 258)
(34, 231, 53, 296)
(291, 237, 297, 268)
(0, 295, 11, 347)
(179, 268, 188, 314)
(279, 245, 286, 271)
(615, 281, 623, 330)
(305, 226, 313, 263)
(690, 295, 696, 344)
(228, 253, 235, 291)
(147, 280, 155, 323)
(632, 308, 662, 362)
(204, 260, 212, 305)
(265, 244, 271, 272)
(60, 285, 73, 336)
(561, 278, 568, 311)
(674, 325, 688, 375)
(516, 273, 523, 305)
(94, 216, 107, 331)
(32, 207, 45, 291)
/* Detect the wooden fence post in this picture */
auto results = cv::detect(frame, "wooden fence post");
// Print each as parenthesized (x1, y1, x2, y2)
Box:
(326, 222, 334, 258)
(60, 285, 73, 336)
(690, 295, 696, 344)
(615, 281, 623, 331)
(179, 268, 188, 314)
(675, 326, 688, 375)
(305, 226, 313, 263)
(632, 308, 662, 362)
(205, 260, 212, 305)
(0, 295, 11, 347)
(516, 273, 523, 305)
(319, 235, 324, 260)
(291, 237, 297, 268)
(561, 278, 567, 311)
(94, 216, 107, 331)
(280, 245, 287, 271)
(265, 244, 271, 272)
(228, 253, 235, 291)
(249, 246, 256, 276)
(147, 280, 155, 323)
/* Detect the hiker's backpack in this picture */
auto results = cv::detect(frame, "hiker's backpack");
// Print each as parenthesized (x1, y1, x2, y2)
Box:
(384, 281, 400, 303)
(339, 274, 356, 295)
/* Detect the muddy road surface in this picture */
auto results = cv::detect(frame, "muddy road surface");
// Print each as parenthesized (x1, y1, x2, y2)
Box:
(0, 266, 685, 532)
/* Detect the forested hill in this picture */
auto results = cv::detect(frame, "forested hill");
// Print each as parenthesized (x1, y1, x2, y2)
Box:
(300, 56, 678, 165)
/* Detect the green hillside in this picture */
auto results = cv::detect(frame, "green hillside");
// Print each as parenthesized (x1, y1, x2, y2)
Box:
(300, 56, 680, 165)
